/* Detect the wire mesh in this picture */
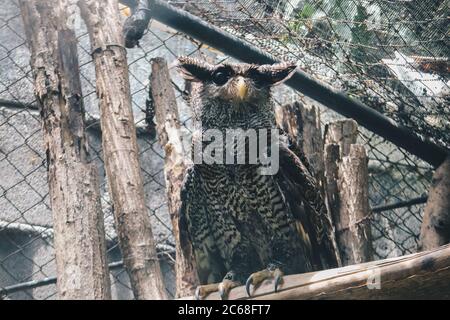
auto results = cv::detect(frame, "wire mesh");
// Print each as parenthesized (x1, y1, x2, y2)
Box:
(0, 0, 447, 299)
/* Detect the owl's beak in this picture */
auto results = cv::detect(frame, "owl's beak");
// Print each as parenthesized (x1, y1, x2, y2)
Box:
(236, 77, 248, 101)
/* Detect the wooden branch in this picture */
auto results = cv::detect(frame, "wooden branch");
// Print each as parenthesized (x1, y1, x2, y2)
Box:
(150, 57, 200, 298)
(19, 0, 111, 299)
(419, 156, 450, 251)
(78, 0, 167, 299)
(181, 244, 450, 300)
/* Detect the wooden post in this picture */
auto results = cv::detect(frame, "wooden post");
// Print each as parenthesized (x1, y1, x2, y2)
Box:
(338, 145, 373, 265)
(78, 0, 167, 299)
(275, 101, 324, 180)
(324, 120, 372, 265)
(19, 0, 111, 299)
(150, 57, 200, 297)
(419, 156, 450, 251)
(186, 244, 450, 300)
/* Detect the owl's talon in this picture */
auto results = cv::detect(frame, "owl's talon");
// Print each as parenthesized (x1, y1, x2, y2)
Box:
(194, 287, 202, 300)
(245, 275, 254, 297)
(218, 279, 240, 300)
(274, 272, 283, 293)
(245, 266, 284, 297)
(194, 279, 239, 300)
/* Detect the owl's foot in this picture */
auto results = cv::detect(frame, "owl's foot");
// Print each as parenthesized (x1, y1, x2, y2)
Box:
(195, 271, 241, 300)
(245, 263, 284, 297)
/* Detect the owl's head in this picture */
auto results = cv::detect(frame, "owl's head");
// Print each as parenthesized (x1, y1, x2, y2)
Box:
(177, 57, 296, 104)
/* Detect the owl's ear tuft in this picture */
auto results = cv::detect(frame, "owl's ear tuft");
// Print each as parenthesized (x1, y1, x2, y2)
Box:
(258, 62, 297, 85)
(177, 56, 212, 82)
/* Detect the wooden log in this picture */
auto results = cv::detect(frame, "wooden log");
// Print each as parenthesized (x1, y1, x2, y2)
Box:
(19, 0, 111, 299)
(150, 57, 200, 298)
(337, 144, 373, 265)
(181, 243, 450, 300)
(78, 0, 167, 299)
(419, 156, 450, 251)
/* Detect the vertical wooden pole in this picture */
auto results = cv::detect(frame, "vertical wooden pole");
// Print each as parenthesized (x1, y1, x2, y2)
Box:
(79, 0, 167, 299)
(338, 145, 373, 265)
(19, 0, 111, 299)
(150, 57, 200, 297)
(324, 120, 372, 265)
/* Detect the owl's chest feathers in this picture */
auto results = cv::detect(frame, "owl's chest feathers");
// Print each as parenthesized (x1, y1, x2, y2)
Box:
(200, 100, 275, 130)
(201, 165, 269, 222)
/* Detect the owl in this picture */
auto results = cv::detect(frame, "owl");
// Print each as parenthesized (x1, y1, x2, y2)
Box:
(177, 56, 340, 299)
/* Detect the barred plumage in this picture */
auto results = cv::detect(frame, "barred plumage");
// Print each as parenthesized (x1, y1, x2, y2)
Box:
(178, 56, 339, 298)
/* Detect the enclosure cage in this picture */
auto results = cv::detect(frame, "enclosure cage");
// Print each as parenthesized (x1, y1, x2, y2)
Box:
(0, 0, 448, 299)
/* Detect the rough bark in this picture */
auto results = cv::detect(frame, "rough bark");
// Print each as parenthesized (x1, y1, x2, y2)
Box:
(275, 101, 324, 179)
(337, 144, 373, 265)
(323, 119, 371, 265)
(150, 57, 199, 297)
(324, 143, 341, 233)
(78, 0, 167, 299)
(183, 244, 450, 300)
(324, 119, 358, 158)
(298, 103, 324, 181)
(19, 0, 111, 299)
(419, 156, 450, 251)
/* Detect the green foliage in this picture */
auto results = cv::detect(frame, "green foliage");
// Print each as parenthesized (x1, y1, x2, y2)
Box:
(288, 3, 317, 33)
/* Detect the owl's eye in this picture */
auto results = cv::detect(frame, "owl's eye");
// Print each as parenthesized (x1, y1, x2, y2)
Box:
(212, 70, 230, 85)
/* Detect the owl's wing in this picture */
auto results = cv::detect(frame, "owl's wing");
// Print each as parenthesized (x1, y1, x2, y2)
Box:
(276, 144, 341, 270)
(180, 167, 226, 284)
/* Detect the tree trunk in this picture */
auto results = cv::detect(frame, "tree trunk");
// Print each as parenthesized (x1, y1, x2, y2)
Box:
(419, 156, 450, 251)
(150, 57, 200, 298)
(337, 144, 373, 265)
(184, 244, 450, 300)
(324, 120, 372, 265)
(78, 0, 167, 299)
(19, 0, 111, 299)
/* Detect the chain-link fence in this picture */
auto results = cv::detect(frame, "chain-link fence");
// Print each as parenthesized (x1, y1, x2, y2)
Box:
(0, 0, 447, 299)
